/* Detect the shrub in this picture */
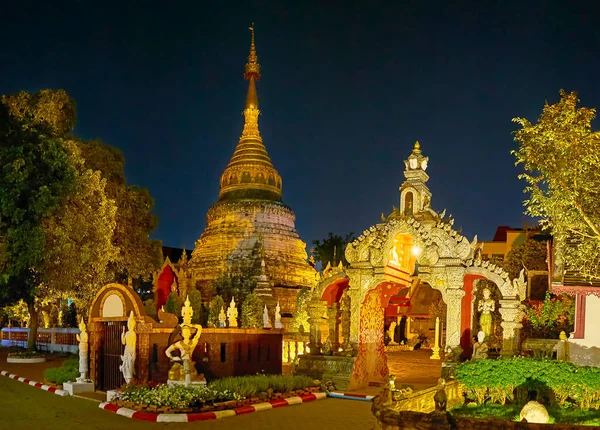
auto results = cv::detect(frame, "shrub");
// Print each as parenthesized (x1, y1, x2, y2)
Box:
(165, 292, 182, 317)
(456, 357, 600, 410)
(143, 298, 157, 319)
(521, 292, 575, 339)
(240, 293, 262, 329)
(44, 357, 80, 385)
(187, 288, 202, 324)
(207, 295, 225, 327)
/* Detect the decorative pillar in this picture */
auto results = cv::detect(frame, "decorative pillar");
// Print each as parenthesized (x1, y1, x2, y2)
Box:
(430, 316, 441, 360)
(340, 290, 352, 352)
(348, 286, 361, 349)
(327, 302, 341, 353)
(499, 299, 523, 357)
(445, 288, 465, 354)
(308, 300, 323, 355)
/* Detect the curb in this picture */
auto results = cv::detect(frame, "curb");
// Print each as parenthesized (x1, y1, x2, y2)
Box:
(327, 391, 374, 401)
(99, 392, 327, 422)
(0, 370, 69, 396)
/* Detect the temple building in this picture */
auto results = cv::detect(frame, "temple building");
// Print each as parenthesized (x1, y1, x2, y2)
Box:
(154, 29, 315, 316)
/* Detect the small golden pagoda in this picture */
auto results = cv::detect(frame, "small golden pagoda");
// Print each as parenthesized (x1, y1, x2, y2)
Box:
(188, 27, 316, 310)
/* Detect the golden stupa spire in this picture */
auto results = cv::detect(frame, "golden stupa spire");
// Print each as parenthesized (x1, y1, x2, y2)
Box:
(218, 26, 283, 202)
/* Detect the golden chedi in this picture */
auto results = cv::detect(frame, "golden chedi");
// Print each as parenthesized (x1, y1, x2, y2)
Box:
(189, 27, 316, 312)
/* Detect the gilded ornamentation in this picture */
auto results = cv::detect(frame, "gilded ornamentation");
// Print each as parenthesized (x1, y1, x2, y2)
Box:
(165, 296, 205, 386)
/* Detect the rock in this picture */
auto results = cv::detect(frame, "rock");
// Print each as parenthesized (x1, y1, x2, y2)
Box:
(519, 400, 550, 424)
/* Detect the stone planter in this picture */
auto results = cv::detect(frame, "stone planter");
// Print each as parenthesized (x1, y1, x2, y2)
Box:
(521, 338, 559, 358)
(7, 356, 46, 364)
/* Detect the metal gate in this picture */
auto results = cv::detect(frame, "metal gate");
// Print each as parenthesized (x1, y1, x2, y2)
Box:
(100, 321, 126, 391)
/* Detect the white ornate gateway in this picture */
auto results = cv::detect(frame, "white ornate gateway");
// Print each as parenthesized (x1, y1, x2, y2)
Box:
(301, 142, 525, 390)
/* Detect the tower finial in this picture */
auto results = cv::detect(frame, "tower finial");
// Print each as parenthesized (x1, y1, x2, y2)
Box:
(244, 25, 260, 110)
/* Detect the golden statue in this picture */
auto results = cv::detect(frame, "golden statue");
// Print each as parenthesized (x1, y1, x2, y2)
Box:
(477, 288, 495, 339)
(165, 296, 205, 386)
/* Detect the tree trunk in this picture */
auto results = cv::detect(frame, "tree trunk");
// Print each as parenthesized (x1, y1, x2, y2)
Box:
(27, 301, 38, 352)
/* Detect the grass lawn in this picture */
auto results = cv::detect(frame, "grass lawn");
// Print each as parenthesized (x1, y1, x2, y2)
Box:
(451, 403, 600, 426)
(0, 373, 374, 429)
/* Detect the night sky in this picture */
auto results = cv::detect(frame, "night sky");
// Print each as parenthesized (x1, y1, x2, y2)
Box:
(1, 1, 599, 250)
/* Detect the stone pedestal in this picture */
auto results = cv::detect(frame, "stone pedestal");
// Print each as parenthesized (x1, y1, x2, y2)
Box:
(106, 390, 118, 402)
(63, 381, 95, 396)
(296, 355, 356, 391)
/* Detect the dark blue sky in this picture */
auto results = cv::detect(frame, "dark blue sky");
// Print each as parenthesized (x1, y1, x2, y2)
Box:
(1, 1, 599, 249)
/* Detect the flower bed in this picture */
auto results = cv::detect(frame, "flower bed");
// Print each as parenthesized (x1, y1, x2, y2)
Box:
(7, 351, 46, 363)
(110, 375, 322, 414)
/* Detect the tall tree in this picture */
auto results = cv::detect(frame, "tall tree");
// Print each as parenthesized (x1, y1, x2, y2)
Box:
(0, 91, 79, 349)
(503, 238, 548, 280)
(312, 232, 356, 268)
(77, 140, 162, 281)
(513, 90, 600, 280)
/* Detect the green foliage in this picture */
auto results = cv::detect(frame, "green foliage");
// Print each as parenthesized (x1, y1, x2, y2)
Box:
(1, 300, 29, 327)
(503, 238, 548, 280)
(0, 92, 77, 310)
(207, 295, 225, 327)
(207, 374, 315, 399)
(187, 288, 202, 324)
(240, 292, 262, 329)
(512, 90, 600, 281)
(312, 232, 356, 268)
(143, 298, 157, 319)
(77, 140, 162, 281)
(212, 274, 256, 305)
(164, 292, 182, 317)
(521, 292, 574, 339)
(289, 287, 310, 332)
(44, 357, 79, 385)
(456, 358, 600, 410)
(451, 403, 600, 426)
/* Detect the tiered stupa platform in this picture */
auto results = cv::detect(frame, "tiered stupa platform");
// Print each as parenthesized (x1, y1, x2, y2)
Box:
(188, 28, 315, 314)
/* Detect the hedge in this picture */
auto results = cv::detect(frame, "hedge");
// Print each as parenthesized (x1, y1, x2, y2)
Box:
(455, 358, 600, 410)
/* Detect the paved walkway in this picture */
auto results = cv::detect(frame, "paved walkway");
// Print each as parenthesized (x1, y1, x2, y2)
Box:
(0, 373, 375, 429)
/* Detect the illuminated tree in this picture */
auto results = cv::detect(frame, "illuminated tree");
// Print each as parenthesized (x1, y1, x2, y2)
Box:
(207, 295, 225, 327)
(77, 140, 162, 281)
(503, 238, 548, 280)
(0, 90, 78, 349)
(241, 292, 263, 329)
(513, 90, 600, 280)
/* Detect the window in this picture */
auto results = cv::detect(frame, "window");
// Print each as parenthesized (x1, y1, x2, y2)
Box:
(220, 343, 226, 363)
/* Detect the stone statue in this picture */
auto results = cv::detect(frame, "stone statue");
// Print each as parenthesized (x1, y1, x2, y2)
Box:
(120, 311, 136, 384)
(76, 317, 89, 382)
(227, 297, 238, 328)
(512, 268, 527, 300)
(388, 321, 398, 345)
(263, 304, 272, 329)
(165, 296, 205, 386)
(519, 400, 550, 423)
(434, 378, 447, 412)
(218, 306, 226, 328)
(274, 301, 283, 329)
(477, 288, 495, 339)
(472, 330, 488, 360)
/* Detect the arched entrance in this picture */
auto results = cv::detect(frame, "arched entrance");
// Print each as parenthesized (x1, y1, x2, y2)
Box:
(88, 283, 149, 390)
